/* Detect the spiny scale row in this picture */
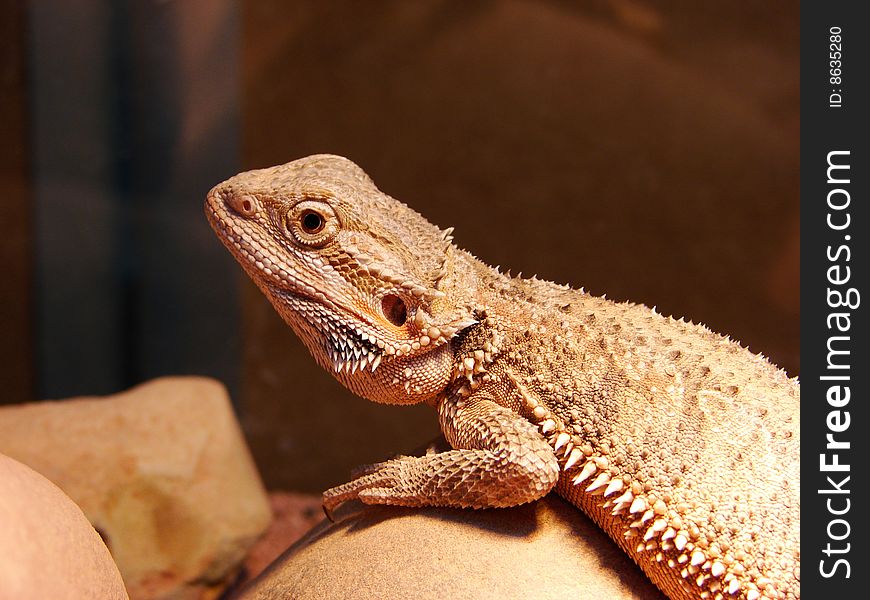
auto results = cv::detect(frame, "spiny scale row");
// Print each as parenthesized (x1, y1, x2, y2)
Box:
(519, 391, 768, 600)
(327, 345, 382, 374)
(454, 335, 504, 394)
(317, 307, 472, 374)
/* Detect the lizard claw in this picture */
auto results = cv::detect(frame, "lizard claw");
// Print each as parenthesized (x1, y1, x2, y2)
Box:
(322, 459, 408, 513)
(322, 503, 336, 523)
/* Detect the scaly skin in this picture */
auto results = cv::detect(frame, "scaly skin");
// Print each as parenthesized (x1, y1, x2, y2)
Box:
(205, 155, 799, 600)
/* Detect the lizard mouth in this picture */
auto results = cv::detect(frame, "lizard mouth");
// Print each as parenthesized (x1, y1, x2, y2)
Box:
(205, 195, 291, 290)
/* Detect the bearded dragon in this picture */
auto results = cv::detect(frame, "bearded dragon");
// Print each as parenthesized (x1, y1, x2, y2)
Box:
(205, 155, 799, 600)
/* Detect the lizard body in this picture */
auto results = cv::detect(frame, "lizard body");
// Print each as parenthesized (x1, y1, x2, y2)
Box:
(205, 155, 799, 600)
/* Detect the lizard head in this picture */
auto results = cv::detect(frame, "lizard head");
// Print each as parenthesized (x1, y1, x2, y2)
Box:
(205, 154, 475, 405)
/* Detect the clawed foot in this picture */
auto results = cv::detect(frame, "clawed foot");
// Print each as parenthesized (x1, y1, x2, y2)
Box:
(322, 504, 335, 522)
(319, 431, 556, 515)
(321, 457, 411, 518)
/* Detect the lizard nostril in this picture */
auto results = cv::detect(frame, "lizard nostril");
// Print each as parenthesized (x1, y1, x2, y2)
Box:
(226, 193, 258, 217)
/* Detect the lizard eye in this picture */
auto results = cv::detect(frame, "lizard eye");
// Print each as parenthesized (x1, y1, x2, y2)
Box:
(285, 200, 339, 247)
(300, 210, 324, 234)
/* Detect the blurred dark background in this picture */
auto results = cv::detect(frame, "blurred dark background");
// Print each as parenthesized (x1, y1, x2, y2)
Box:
(1, 0, 798, 493)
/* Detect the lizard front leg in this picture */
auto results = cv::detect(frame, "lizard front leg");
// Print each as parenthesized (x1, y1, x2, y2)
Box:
(322, 392, 560, 515)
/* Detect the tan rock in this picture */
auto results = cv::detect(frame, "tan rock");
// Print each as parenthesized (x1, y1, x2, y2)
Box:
(0, 377, 272, 599)
(0, 453, 129, 599)
(238, 495, 665, 600)
(242, 492, 323, 582)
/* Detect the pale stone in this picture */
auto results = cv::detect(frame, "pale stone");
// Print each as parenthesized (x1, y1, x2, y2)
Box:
(242, 492, 323, 582)
(0, 453, 129, 599)
(0, 377, 272, 599)
(238, 496, 665, 600)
